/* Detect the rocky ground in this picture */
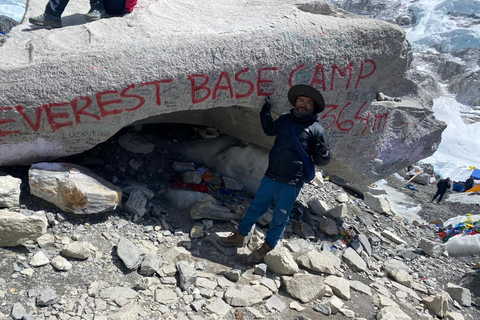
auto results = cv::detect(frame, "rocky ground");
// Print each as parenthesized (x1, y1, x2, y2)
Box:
(1, 123, 479, 320)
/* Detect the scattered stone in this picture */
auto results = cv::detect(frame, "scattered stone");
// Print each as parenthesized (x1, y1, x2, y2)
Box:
(10, 302, 26, 320)
(390, 269, 413, 289)
(222, 176, 243, 190)
(317, 217, 339, 236)
(282, 273, 326, 303)
(325, 203, 348, 219)
(172, 161, 195, 172)
(307, 199, 330, 215)
(124, 190, 147, 217)
(206, 298, 231, 317)
(342, 247, 367, 273)
(445, 283, 471, 307)
(29, 251, 50, 267)
(0, 175, 21, 208)
(377, 306, 411, 320)
(28, 163, 122, 215)
(224, 285, 262, 307)
(325, 275, 351, 300)
(50, 256, 72, 271)
(264, 246, 299, 275)
(289, 301, 305, 311)
(225, 269, 241, 282)
(118, 133, 155, 154)
(61, 240, 91, 260)
(139, 254, 163, 276)
(293, 220, 315, 239)
(296, 250, 336, 274)
(381, 230, 407, 245)
(364, 193, 395, 215)
(116, 237, 144, 270)
(182, 171, 202, 184)
(0, 209, 47, 247)
(423, 291, 450, 317)
(265, 295, 286, 312)
(190, 200, 241, 221)
(419, 238, 446, 258)
(36, 288, 58, 306)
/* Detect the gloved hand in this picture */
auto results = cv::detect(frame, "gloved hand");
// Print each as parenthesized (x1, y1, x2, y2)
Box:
(261, 96, 272, 113)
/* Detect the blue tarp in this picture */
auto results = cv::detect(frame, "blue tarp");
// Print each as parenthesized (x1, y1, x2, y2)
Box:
(471, 169, 480, 180)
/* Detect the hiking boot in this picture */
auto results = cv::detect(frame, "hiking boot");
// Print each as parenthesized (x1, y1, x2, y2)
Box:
(247, 242, 272, 263)
(84, 8, 107, 21)
(29, 14, 62, 28)
(218, 230, 245, 247)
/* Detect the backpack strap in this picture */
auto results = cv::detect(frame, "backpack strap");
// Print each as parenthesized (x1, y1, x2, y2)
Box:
(290, 124, 315, 182)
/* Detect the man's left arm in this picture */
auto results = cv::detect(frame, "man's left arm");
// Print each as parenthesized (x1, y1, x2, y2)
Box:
(312, 129, 331, 166)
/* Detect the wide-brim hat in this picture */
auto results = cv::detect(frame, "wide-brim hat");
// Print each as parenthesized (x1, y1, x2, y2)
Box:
(288, 84, 325, 113)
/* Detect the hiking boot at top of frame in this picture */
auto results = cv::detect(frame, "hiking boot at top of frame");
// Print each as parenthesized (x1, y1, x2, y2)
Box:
(218, 230, 245, 247)
(84, 1, 107, 21)
(29, 13, 62, 28)
(247, 242, 272, 263)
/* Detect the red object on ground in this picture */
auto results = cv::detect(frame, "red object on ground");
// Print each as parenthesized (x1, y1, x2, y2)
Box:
(125, 0, 138, 12)
(171, 181, 210, 193)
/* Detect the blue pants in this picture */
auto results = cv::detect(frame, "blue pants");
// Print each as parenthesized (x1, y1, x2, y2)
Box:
(238, 176, 300, 248)
(45, 0, 100, 17)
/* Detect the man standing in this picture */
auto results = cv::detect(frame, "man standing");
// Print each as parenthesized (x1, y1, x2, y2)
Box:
(219, 84, 331, 263)
(432, 177, 451, 204)
(29, 0, 106, 28)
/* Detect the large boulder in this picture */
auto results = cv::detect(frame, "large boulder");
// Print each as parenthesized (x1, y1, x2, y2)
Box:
(0, 0, 444, 184)
(28, 162, 122, 214)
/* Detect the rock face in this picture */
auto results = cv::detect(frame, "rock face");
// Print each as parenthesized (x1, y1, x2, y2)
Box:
(28, 162, 122, 215)
(0, 0, 444, 184)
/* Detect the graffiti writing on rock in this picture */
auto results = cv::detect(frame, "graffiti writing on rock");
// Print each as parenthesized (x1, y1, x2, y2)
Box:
(0, 60, 389, 140)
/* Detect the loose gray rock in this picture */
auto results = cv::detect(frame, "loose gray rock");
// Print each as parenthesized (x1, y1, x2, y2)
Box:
(296, 250, 336, 275)
(50, 256, 72, 271)
(325, 275, 351, 300)
(139, 254, 164, 276)
(282, 273, 326, 303)
(116, 237, 144, 270)
(29, 251, 50, 267)
(318, 216, 339, 236)
(0, 209, 47, 247)
(0, 175, 21, 208)
(264, 246, 299, 275)
(177, 261, 198, 290)
(342, 247, 368, 273)
(419, 238, 446, 258)
(224, 285, 262, 307)
(118, 133, 155, 154)
(124, 190, 147, 217)
(445, 283, 471, 307)
(10, 302, 26, 320)
(36, 288, 58, 306)
(28, 163, 122, 215)
(61, 240, 91, 260)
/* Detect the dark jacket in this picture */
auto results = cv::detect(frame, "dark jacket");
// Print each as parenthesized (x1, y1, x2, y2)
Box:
(465, 178, 474, 191)
(260, 106, 331, 186)
(437, 179, 451, 193)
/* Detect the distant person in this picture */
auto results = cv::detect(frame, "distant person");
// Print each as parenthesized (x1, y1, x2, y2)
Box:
(464, 176, 474, 191)
(431, 177, 451, 204)
(219, 85, 331, 263)
(29, 0, 106, 28)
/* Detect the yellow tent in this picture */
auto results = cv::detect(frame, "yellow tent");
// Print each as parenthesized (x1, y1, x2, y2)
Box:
(466, 184, 480, 193)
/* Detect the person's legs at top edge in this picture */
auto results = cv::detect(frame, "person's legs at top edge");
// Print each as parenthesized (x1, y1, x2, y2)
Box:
(29, 0, 69, 27)
(219, 176, 275, 247)
(85, 0, 107, 21)
(248, 180, 300, 263)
